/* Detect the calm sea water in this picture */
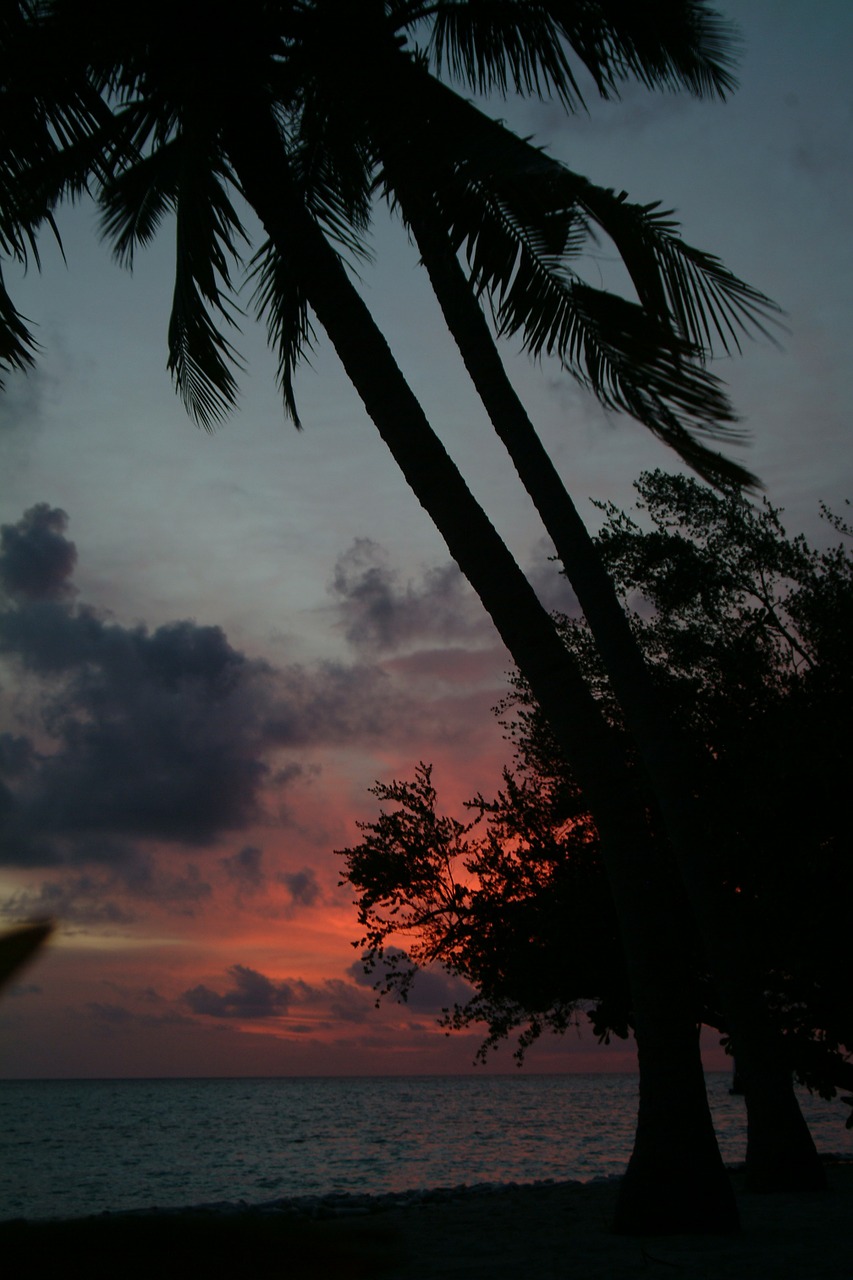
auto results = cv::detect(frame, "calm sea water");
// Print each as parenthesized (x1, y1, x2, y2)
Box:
(0, 1073, 849, 1221)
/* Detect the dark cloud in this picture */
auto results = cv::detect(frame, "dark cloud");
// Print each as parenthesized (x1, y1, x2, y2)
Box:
(0, 504, 76, 601)
(332, 534, 580, 654)
(0, 599, 273, 861)
(220, 845, 265, 892)
(86, 1000, 190, 1029)
(89, 961, 454, 1036)
(0, 509, 428, 871)
(0, 876, 137, 927)
(180, 965, 377, 1028)
(120, 860, 212, 915)
(0, 858, 212, 927)
(319, 977, 372, 1024)
(0, 507, 518, 876)
(347, 950, 473, 1014)
(86, 1001, 134, 1025)
(183, 964, 294, 1019)
(268, 660, 401, 743)
(278, 867, 320, 907)
(331, 538, 489, 654)
(0, 732, 36, 776)
(103, 981, 168, 1006)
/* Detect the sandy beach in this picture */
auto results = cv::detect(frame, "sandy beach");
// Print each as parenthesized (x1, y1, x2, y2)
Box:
(2, 1162, 851, 1279)
(370, 1163, 853, 1278)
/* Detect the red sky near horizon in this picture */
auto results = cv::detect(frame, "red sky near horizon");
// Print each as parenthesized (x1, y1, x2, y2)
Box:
(2, 1, 851, 1078)
(0, 501, 662, 1077)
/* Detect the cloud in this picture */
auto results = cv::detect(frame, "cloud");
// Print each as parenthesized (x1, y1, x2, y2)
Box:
(318, 977, 373, 1024)
(86, 1000, 190, 1029)
(86, 1001, 134, 1025)
(0, 875, 137, 927)
(220, 845, 266, 893)
(0, 604, 275, 859)
(0, 506, 521, 879)
(183, 963, 294, 1019)
(0, 510, 428, 871)
(0, 732, 37, 778)
(332, 534, 580, 659)
(74, 960, 461, 1040)
(268, 659, 403, 743)
(0, 859, 212, 927)
(0, 504, 77, 601)
(347, 949, 473, 1015)
(120, 859, 212, 915)
(331, 538, 489, 654)
(278, 867, 320, 907)
(179, 965, 380, 1029)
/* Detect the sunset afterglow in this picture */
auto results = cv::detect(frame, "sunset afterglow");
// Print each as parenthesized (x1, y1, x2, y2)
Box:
(1, 1, 850, 1079)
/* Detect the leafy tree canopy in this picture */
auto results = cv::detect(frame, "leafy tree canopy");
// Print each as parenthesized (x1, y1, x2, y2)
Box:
(339, 471, 853, 1112)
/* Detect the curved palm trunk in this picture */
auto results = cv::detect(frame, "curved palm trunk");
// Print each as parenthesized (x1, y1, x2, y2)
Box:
(393, 188, 823, 1192)
(224, 108, 738, 1235)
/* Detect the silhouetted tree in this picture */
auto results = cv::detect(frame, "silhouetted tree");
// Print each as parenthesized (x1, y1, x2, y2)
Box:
(276, 3, 824, 1201)
(341, 473, 853, 1116)
(1, 2, 749, 1234)
(1, 1, 810, 1228)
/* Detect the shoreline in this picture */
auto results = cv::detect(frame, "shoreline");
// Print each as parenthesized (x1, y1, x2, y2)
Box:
(2, 1161, 852, 1278)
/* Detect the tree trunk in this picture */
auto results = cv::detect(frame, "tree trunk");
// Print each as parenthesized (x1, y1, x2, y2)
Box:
(622, 1017, 736, 1234)
(224, 108, 738, 1234)
(394, 188, 823, 1193)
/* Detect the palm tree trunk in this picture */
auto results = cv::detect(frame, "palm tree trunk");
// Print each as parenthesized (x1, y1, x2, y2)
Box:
(393, 188, 824, 1192)
(223, 107, 738, 1234)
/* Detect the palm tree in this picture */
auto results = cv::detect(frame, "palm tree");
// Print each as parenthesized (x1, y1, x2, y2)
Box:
(0, 0, 112, 386)
(4, 0, 734, 1235)
(0, 0, 800, 1228)
(283, 2, 823, 1193)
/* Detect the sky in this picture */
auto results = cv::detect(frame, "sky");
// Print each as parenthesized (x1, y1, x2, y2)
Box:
(1, 1, 851, 1078)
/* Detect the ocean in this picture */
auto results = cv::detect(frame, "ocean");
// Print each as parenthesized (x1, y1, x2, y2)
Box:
(1, 1072, 850, 1221)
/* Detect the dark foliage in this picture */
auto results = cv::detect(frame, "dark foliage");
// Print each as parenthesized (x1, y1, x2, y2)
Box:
(0, 1211, 398, 1280)
(340, 472, 853, 1109)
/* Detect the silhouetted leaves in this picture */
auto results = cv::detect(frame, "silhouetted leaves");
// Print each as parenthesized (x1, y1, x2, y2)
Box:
(0, 918, 53, 993)
(342, 473, 853, 1097)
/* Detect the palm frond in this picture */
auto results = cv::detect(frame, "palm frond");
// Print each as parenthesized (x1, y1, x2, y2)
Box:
(99, 139, 182, 267)
(0, 2, 127, 375)
(573, 184, 782, 355)
(474, 214, 760, 486)
(413, 81, 780, 355)
(545, 0, 739, 100)
(270, 10, 379, 263)
(550, 284, 758, 488)
(377, 73, 764, 487)
(426, 2, 584, 109)
(168, 262, 243, 430)
(418, 0, 738, 107)
(0, 267, 38, 387)
(1, 0, 118, 226)
(287, 121, 375, 265)
(248, 236, 316, 428)
(164, 139, 248, 429)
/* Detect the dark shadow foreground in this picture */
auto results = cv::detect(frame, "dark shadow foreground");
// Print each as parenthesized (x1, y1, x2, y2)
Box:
(0, 1211, 402, 1280)
(3, 1161, 851, 1279)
